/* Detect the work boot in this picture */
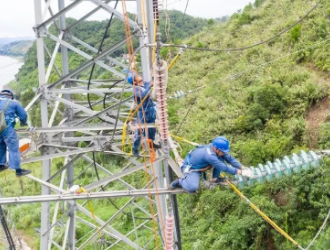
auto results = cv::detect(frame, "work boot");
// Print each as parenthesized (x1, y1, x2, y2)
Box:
(169, 179, 181, 190)
(0, 165, 8, 172)
(152, 142, 161, 149)
(16, 169, 31, 177)
(133, 148, 139, 157)
(214, 177, 229, 186)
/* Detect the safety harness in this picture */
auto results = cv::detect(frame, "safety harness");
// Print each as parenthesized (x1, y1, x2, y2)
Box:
(0, 100, 10, 134)
(182, 145, 213, 178)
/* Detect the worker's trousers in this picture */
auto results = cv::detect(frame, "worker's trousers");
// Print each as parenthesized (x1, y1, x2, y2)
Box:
(0, 126, 20, 169)
(179, 166, 202, 193)
(133, 108, 156, 154)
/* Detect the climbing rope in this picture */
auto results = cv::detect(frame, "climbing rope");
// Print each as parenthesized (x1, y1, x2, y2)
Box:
(169, 133, 198, 146)
(121, 1, 165, 248)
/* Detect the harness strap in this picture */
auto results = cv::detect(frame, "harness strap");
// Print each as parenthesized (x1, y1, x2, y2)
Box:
(184, 146, 212, 173)
(1, 100, 10, 112)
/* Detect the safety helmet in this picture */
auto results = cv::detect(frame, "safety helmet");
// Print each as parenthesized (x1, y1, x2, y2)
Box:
(212, 136, 230, 153)
(0, 89, 14, 100)
(126, 72, 136, 85)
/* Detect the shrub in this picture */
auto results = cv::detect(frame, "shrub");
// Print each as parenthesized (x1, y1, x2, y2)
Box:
(290, 24, 302, 43)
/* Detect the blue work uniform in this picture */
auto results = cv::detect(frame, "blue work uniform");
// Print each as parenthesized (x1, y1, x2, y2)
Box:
(0, 96, 27, 169)
(179, 145, 241, 193)
(132, 82, 156, 154)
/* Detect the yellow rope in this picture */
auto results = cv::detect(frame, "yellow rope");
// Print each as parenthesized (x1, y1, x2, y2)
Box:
(141, 0, 147, 30)
(152, 19, 158, 63)
(169, 134, 304, 250)
(79, 187, 100, 236)
(169, 133, 199, 146)
(221, 173, 304, 250)
(168, 54, 180, 71)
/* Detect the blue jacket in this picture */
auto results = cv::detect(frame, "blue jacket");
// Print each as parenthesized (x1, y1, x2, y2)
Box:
(133, 82, 155, 112)
(0, 96, 27, 127)
(183, 145, 241, 177)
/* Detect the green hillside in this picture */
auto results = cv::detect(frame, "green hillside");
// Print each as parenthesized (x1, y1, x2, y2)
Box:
(12, 11, 208, 96)
(6, 0, 330, 249)
(0, 40, 33, 56)
(167, 0, 330, 249)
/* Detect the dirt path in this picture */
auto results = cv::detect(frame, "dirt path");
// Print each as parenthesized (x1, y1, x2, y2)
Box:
(306, 96, 330, 148)
(16, 230, 33, 250)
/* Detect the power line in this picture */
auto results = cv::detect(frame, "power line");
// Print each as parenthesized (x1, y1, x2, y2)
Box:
(183, 0, 189, 16)
(87, 0, 120, 114)
(305, 207, 330, 250)
(175, 95, 196, 134)
(165, 0, 323, 53)
(168, 37, 330, 101)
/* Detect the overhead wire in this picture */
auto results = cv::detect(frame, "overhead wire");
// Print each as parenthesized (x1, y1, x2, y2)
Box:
(175, 96, 196, 134)
(164, 0, 323, 53)
(83, 0, 151, 222)
(182, 0, 190, 18)
(168, 37, 330, 100)
(305, 207, 330, 250)
(86, 0, 120, 121)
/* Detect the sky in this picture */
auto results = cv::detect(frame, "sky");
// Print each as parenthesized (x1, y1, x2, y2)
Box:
(0, 0, 252, 38)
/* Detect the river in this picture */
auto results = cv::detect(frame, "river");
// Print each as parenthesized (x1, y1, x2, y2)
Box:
(0, 55, 23, 89)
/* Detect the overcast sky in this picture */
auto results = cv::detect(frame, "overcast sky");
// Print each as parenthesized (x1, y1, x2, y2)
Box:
(0, 0, 252, 38)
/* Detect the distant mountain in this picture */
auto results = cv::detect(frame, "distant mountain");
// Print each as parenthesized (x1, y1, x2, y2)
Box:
(0, 37, 34, 46)
(0, 40, 34, 56)
(216, 15, 229, 22)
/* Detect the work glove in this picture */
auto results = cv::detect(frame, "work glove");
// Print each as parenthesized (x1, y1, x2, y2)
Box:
(241, 168, 254, 178)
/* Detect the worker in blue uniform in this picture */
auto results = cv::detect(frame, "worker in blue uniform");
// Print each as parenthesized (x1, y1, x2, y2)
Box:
(0, 90, 31, 176)
(127, 74, 160, 156)
(170, 136, 253, 193)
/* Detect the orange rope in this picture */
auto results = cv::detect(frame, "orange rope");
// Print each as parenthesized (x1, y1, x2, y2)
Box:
(148, 139, 156, 163)
(121, 1, 161, 248)
(147, 141, 169, 249)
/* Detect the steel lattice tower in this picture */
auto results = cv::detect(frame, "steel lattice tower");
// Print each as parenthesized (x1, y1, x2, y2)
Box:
(6, 0, 187, 249)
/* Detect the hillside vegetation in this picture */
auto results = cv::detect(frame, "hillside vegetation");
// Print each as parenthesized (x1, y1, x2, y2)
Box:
(0, 40, 33, 57)
(12, 10, 207, 95)
(166, 0, 330, 249)
(1, 10, 209, 250)
(5, 1, 330, 249)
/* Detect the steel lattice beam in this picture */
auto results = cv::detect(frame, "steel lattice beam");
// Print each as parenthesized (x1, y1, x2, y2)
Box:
(28, 0, 180, 249)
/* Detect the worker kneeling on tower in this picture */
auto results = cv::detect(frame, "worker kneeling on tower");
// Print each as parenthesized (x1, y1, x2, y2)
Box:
(170, 136, 253, 193)
(0, 90, 31, 176)
(127, 74, 161, 156)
